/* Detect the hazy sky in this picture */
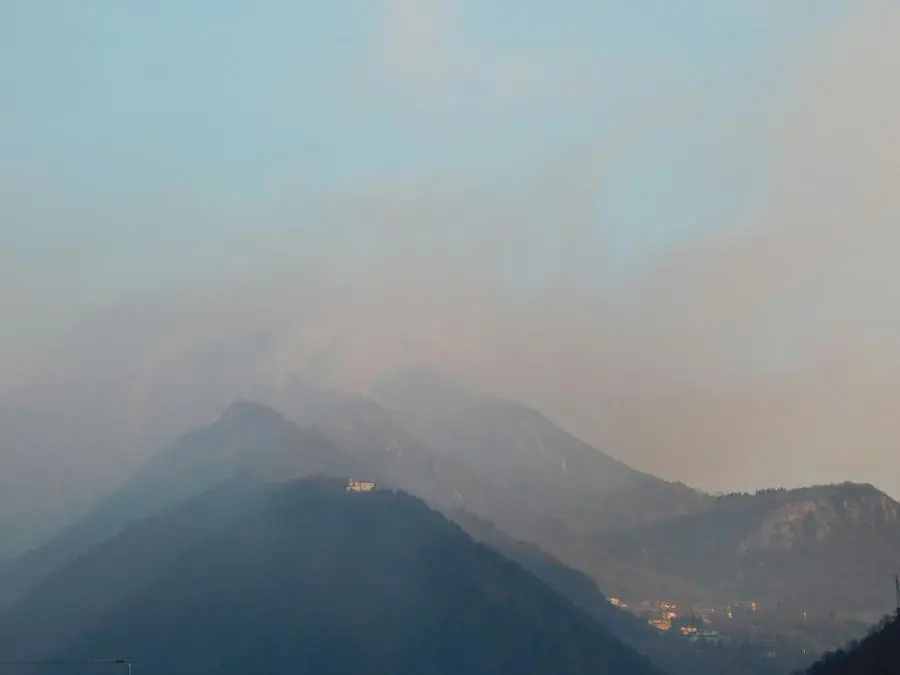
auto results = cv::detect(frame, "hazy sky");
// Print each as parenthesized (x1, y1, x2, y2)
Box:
(3, 0, 900, 515)
(2, 1, 848, 343)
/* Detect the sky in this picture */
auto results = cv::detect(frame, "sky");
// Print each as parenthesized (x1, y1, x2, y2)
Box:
(1, 1, 848, 340)
(2, 0, 900, 547)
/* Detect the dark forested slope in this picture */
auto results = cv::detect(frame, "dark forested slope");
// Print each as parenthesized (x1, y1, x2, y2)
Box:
(0, 397, 544, 611)
(799, 610, 900, 675)
(0, 478, 663, 675)
(0, 401, 366, 609)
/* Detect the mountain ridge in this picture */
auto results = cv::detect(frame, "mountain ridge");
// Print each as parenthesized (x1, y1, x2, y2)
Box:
(798, 610, 900, 675)
(0, 395, 548, 610)
(0, 402, 368, 610)
(3, 390, 895, 673)
(0, 477, 665, 675)
(371, 368, 710, 531)
(599, 481, 900, 614)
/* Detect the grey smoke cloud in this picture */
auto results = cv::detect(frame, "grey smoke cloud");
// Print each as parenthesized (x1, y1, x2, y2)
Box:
(272, 2, 900, 496)
(1, 1, 898, 558)
(495, 3, 900, 493)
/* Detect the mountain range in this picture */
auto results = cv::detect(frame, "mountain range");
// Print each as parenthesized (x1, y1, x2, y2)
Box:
(0, 477, 662, 675)
(2, 371, 898, 673)
(373, 369, 709, 531)
(0, 395, 774, 675)
(369, 373, 900, 617)
(0, 401, 366, 609)
(599, 483, 900, 615)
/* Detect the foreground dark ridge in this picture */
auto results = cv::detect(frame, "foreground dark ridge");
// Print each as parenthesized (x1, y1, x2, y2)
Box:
(798, 610, 900, 674)
(0, 477, 663, 675)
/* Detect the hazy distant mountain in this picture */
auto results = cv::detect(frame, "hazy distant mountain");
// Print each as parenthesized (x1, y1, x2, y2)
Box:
(599, 483, 900, 614)
(372, 369, 708, 531)
(0, 478, 663, 675)
(368, 370, 713, 602)
(0, 395, 554, 611)
(0, 400, 367, 609)
(365, 371, 900, 662)
(799, 610, 900, 675)
(454, 508, 801, 675)
(308, 390, 566, 546)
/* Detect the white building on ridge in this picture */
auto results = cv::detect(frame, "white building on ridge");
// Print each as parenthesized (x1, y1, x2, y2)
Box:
(346, 479, 376, 492)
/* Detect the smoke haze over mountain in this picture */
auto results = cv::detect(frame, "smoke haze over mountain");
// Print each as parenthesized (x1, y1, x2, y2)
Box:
(2, 1, 899, 555)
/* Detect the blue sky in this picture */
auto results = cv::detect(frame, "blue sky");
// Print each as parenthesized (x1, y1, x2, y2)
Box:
(1, 1, 849, 340)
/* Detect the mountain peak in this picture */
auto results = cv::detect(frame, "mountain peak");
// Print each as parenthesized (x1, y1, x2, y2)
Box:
(0, 478, 663, 675)
(221, 400, 288, 426)
(218, 400, 312, 442)
(718, 481, 899, 518)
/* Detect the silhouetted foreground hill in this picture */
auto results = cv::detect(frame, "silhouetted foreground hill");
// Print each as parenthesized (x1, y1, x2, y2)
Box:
(0, 478, 663, 675)
(799, 610, 900, 675)
(0, 398, 542, 611)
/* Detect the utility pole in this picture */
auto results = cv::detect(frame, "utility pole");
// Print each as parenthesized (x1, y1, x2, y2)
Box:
(895, 574, 899, 611)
